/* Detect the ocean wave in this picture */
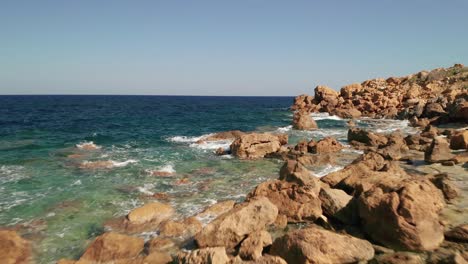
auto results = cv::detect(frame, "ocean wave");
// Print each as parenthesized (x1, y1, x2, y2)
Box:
(146, 164, 176, 176)
(276, 125, 292, 133)
(189, 140, 232, 151)
(76, 141, 101, 150)
(312, 164, 344, 177)
(0, 165, 27, 184)
(79, 159, 138, 169)
(310, 113, 343, 121)
(357, 118, 418, 135)
(168, 135, 208, 143)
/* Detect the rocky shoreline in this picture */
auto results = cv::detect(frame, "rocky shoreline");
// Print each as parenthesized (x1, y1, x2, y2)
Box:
(1, 64, 467, 264)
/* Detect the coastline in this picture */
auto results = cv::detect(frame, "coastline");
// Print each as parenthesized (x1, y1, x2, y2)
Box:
(1, 64, 467, 264)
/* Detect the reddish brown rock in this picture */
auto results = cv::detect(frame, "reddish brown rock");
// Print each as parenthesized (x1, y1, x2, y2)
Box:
(445, 224, 468, 242)
(195, 200, 236, 222)
(230, 133, 287, 159)
(450, 130, 468, 150)
(319, 187, 357, 224)
(147, 237, 176, 253)
(279, 159, 317, 186)
(247, 179, 322, 223)
(0, 230, 31, 264)
(159, 217, 202, 238)
(127, 202, 174, 225)
(239, 230, 273, 260)
(348, 128, 388, 147)
(425, 136, 455, 163)
(175, 247, 229, 264)
(307, 136, 343, 154)
(358, 179, 445, 251)
(80, 232, 144, 263)
(292, 111, 318, 130)
(270, 226, 374, 264)
(196, 130, 245, 143)
(194, 197, 278, 249)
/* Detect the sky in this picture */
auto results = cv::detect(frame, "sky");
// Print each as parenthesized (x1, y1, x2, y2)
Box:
(1, 0, 468, 96)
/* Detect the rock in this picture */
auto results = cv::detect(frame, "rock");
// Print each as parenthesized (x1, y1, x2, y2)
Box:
(374, 252, 424, 264)
(247, 179, 322, 223)
(144, 251, 173, 264)
(80, 232, 144, 263)
(425, 137, 455, 163)
(450, 100, 468, 121)
(270, 226, 374, 264)
(147, 237, 176, 253)
(348, 128, 388, 147)
(307, 137, 344, 154)
(424, 102, 446, 118)
(314, 85, 339, 103)
(239, 230, 272, 260)
(230, 133, 287, 159)
(230, 255, 287, 264)
(159, 217, 202, 238)
(291, 94, 315, 112)
(195, 200, 236, 222)
(79, 160, 115, 169)
(340, 83, 362, 99)
(429, 173, 459, 200)
(358, 179, 445, 251)
(450, 130, 468, 150)
(127, 202, 174, 225)
(197, 130, 245, 143)
(293, 140, 308, 153)
(194, 197, 278, 249)
(445, 224, 468, 242)
(273, 214, 288, 229)
(278, 160, 316, 186)
(215, 147, 227, 155)
(333, 107, 362, 119)
(0, 230, 31, 264)
(319, 187, 357, 224)
(176, 247, 229, 264)
(292, 111, 318, 130)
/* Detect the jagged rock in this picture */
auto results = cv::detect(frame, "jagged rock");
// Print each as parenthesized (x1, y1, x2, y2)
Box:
(196, 130, 245, 143)
(445, 224, 468, 242)
(239, 230, 272, 260)
(247, 179, 322, 223)
(292, 111, 318, 130)
(358, 179, 445, 251)
(340, 83, 362, 99)
(159, 217, 202, 238)
(293, 140, 308, 153)
(230, 133, 287, 159)
(175, 247, 229, 264)
(348, 128, 388, 147)
(270, 226, 374, 264)
(194, 197, 278, 249)
(279, 159, 317, 186)
(195, 200, 236, 223)
(308, 137, 344, 154)
(79, 232, 144, 263)
(147, 237, 176, 253)
(429, 173, 459, 200)
(0, 230, 31, 264)
(425, 137, 455, 163)
(450, 130, 468, 150)
(319, 187, 357, 224)
(229, 255, 287, 264)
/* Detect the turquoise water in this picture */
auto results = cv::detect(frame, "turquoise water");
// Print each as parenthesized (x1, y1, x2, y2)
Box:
(0, 95, 416, 263)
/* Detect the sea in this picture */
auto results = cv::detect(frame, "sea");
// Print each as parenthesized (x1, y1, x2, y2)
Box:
(0, 95, 418, 263)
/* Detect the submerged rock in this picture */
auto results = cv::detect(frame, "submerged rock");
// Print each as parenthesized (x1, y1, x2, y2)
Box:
(270, 226, 374, 264)
(230, 133, 287, 159)
(194, 197, 278, 249)
(0, 230, 31, 264)
(358, 179, 445, 251)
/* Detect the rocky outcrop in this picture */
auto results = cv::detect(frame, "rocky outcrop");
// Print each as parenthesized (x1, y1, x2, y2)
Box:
(445, 224, 468, 242)
(348, 127, 388, 147)
(79, 232, 144, 263)
(195, 200, 236, 222)
(196, 130, 245, 143)
(358, 179, 445, 251)
(290, 64, 468, 123)
(0, 230, 31, 264)
(159, 217, 202, 238)
(450, 130, 468, 150)
(230, 133, 288, 159)
(247, 179, 322, 223)
(319, 187, 357, 224)
(292, 111, 318, 130)
(175, 247, 229, 264)
(307, 136, 344, 154)
(425, 136, 455, 163)
(194, 197, 278, 249)
(279, 160, 317, 186)
(270, 226, 374, 264)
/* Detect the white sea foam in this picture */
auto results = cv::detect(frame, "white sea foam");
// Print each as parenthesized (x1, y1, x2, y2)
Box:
(110, 159, 138, 167)
(137, 183, 155, 196)
(76, 141, 101, 150)
(276, 125, 292, 133)
(71, 180, 82, 186)
(156, 164, 176, 174)
(0, 165, 26, 184)
(168, 135, 208, 143)
(310, 113, 343, 121)
(312, 164, 344, 177)
(189, 140, 232, 151)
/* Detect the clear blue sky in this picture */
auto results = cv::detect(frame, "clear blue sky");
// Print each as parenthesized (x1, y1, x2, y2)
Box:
(1, 0, 467, 96)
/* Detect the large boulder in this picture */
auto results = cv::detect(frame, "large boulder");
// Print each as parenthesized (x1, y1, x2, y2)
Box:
(314, 85, 339, 104)
(445, 224, 468, 242)
(358, 179, 445, 251)
(230, 133, 287, 159)
(270, 226, 374, 264)
(0, 230, 31, 264)
(195, 200, 236, 223)
(307, 137, 343, 154)
(319, 187, 357, 224)
(450, 130, 468, 150)
(292, 111, 318, 130)
(175, 247, 229, 264)
(424, 136, 455, 163)
(80, 232, 144, 262)
(127, 202, 174, 225)
(247, 179, 322, 223)
(279, 160, 317, 186)
(194, 197, 278, 249)
(158, 217, 202, 238)
(238, 230, 273, 260)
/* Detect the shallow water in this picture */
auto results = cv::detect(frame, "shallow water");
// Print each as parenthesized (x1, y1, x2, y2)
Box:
(0, 95, 418, 263)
